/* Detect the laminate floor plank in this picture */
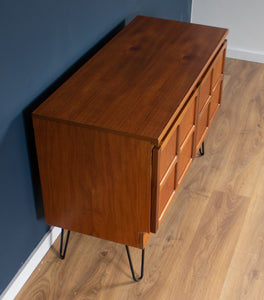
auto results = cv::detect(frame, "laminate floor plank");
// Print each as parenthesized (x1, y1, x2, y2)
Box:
(15, 58, 264, 299)
(219, 194, 264, 299)
(137, 191, 250, 300)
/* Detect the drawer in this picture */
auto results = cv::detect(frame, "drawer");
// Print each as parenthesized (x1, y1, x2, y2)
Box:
(196, 102, 209, 151)
(209, 79, 223, 123)
(212, 41, 227, 89)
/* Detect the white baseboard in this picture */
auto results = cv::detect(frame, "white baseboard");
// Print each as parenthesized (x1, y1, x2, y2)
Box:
(227, 47, 264, 64)
(0, 226, 61, 300)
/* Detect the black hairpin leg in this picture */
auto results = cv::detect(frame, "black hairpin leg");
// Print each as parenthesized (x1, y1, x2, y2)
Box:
(199, 141, 205, 156)
(59, 228, 70, 259)
(125, 245, 145, 282)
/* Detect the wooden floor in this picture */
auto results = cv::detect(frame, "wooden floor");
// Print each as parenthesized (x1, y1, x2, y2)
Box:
(16, 58, 264, 300)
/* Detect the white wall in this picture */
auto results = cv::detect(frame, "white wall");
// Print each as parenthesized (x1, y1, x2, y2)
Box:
(191, 0, 264, 63)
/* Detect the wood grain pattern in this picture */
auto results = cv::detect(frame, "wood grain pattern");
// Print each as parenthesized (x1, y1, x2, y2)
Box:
(220, 192, 264, 300)
(155, 89, 199, 227)
(171, 191, 249, 299)
(17, 58, 264, 299)
(33, 118, 152, 248)
(33, 16, 228, 145)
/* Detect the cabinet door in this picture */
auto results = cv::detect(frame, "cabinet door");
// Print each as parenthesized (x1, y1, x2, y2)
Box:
(154, 123, 178, 229)
(199, 68, 212, 113)
(33, 118, 153, 249)
(151, 90, 197, 231)
(196, 41, 227, 153)
(209, 40, 227, 125)
(151, 41, 227, 232)
(158, 125, 178, 219)
(177, 91, 197, 185)
(209, 79, 223, 124)
(212, 40, 226, 90)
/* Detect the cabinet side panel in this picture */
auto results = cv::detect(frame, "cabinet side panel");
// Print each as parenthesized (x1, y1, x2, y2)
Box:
(33, 118, 152, 248)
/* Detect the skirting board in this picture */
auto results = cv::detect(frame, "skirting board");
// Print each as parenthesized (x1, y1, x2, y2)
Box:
(0, 226, 61, 300)
(227, 47, 264, 64)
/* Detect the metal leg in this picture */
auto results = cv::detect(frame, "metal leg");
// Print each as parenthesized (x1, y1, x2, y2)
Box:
(59, 228, 70, 259)
(125, 245, 145, 282)
(199, 141, 205, 156)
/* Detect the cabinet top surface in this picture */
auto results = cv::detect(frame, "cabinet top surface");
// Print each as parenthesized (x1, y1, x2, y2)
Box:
(33, 16, 228, 145)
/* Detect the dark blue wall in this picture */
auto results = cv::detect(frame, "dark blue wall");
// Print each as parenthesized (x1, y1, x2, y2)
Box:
(0, 0, 192, 294)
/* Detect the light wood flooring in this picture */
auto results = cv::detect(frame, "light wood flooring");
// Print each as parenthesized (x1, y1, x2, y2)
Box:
(16, 58, 264, 299)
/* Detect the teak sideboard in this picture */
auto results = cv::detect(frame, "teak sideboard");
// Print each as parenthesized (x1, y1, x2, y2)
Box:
(33, 16, 228, 276)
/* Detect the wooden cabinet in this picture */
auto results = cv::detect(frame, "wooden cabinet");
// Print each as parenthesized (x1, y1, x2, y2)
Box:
(33, 16, 228, 250)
